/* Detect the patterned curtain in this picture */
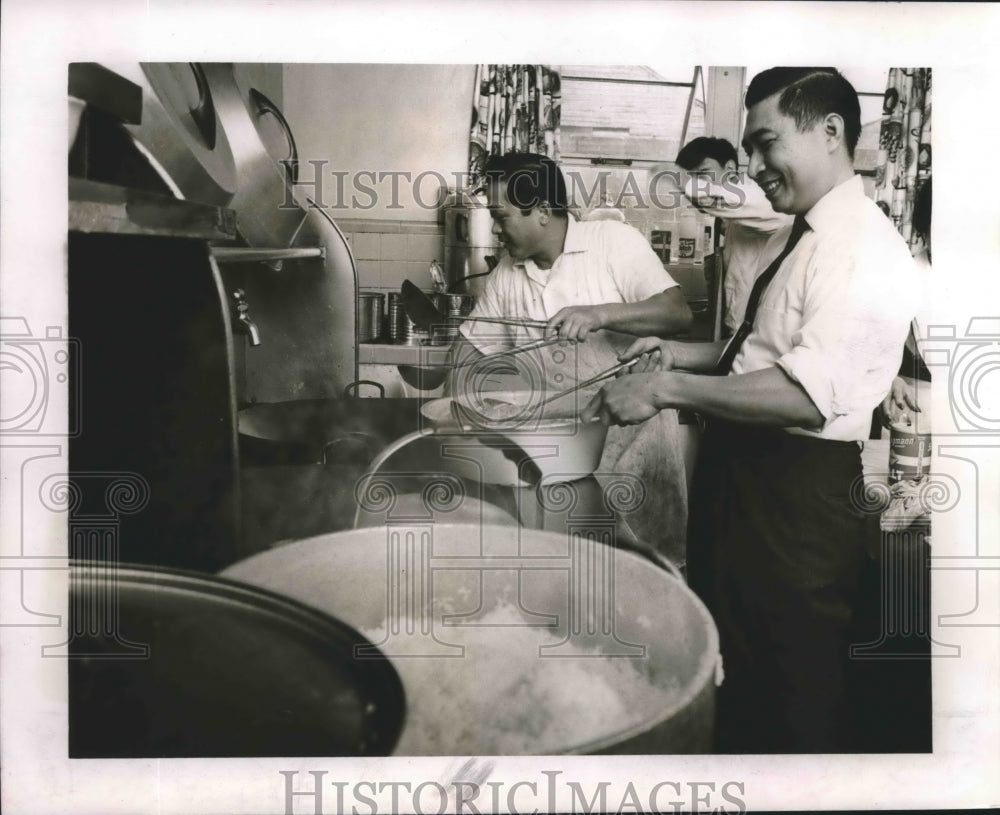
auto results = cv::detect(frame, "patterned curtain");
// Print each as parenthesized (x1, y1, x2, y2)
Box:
(874, 68, 932, 248)
(468, 65, 562, 189)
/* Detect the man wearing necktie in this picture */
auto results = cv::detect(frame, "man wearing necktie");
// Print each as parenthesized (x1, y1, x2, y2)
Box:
(583, 68, 919, 752)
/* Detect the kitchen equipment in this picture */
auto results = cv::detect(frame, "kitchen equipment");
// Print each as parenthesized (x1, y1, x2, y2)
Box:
(429, 259, 447, 293)
(396, 364, 450, 391)
(358, 291, 385, 343)
(69, 561, 404, 757)
(395, 334, 563, 392)
(403, 389, 609, 486)
(238, 395, 420, 465)
(386, 291, 413, 344)
(121, 61, 360, 399)
(443, 188, 500, 296)
(445, 253, 500, 294)
(353, 494, 518, 529)
(401, 280, 546, 332)
(451, 359, 639, 427)
(433, 292, 477, 342)
(221, 525, 720, 755)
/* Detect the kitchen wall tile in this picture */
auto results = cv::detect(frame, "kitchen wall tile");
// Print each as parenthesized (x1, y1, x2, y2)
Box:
(380, 233, 409, 261)
(352, 232, 380, 261)
(406, 233, 445, 264)
(337, 219, 402, 234)
(379, 259, 412, 289)
(402, 221, 444, 235)
(356, 259, 381, 287)
(381, 259, 434, 290)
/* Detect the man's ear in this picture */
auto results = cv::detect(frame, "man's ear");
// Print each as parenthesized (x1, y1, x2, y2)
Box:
(724, 159, 738, 173)
(536, 201, 552, 224)
(824, 113, 846, 152)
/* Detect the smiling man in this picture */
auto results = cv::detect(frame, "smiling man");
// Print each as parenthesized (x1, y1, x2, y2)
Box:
(583, 68, 919, 752)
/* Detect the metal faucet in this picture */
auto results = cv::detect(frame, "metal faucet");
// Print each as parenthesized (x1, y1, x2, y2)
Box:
(231, 289, 261, 346)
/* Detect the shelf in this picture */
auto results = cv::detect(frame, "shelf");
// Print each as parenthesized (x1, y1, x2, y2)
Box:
(69, 178, 237, 240)
(210, 247, 325, 264)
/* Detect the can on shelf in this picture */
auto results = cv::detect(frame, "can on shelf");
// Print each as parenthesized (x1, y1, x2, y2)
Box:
(357, 292, 385, 343)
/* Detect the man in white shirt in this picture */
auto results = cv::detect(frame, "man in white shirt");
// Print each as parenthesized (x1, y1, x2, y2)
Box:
(584, 68, 918, 752)
(675, 136, 792, 334)
(448, 152, 693, 559)
(452, 152, 690, 384)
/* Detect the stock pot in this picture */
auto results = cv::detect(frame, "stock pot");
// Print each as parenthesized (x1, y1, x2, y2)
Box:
(222, 525, 720, 755)
(407, 389, 609, 486)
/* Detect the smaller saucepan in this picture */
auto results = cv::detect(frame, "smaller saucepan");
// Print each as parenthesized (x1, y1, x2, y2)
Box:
(414, 389, 609, 486)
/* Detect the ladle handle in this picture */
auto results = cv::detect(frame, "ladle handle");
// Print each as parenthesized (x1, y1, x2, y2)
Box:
(463, 315, 549, 329)
(536, 358, 639, 409)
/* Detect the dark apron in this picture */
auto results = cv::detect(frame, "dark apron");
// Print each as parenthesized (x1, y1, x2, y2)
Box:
(687, 419, 874, 753)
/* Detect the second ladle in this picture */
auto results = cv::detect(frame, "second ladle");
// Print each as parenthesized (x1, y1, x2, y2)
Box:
(450, 357, 640, 428)
(396, 336, 563, 391)
(400, 280, 547, 331)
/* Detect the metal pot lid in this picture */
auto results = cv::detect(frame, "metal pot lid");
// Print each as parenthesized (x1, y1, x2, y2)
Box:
(68, 560, 405, 758)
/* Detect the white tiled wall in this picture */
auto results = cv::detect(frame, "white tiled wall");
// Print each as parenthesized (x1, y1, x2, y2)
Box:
(340, 215, 709, 302)
(339, 218, 445, 295)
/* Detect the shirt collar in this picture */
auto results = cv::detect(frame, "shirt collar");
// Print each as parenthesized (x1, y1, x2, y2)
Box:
(803, 174, 864, 233)
(514, 213, 583, 283)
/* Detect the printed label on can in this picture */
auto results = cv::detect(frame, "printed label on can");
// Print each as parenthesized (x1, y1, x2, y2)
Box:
(888, 423, 931, 484)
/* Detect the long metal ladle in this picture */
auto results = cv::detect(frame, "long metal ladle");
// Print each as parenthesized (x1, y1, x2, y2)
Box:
(400, 280, 548, 331)
(450, 357, 639, 428)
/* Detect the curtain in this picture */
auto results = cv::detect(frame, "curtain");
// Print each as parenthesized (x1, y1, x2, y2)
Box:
(874, 68, 931, 248)
(468, 65, 562, 189)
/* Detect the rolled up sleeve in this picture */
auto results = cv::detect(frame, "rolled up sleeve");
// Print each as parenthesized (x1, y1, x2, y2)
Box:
(776, 239, 917, 422)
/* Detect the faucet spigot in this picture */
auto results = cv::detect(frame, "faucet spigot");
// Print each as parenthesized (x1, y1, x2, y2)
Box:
(231, 289, 261, 347)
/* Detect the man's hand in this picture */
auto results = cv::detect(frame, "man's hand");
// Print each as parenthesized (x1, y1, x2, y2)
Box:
(581, 373, 665, 426)
(618, 337, 678, 374)
(881, 376, 920, 427)
(546, 305, 608, 342)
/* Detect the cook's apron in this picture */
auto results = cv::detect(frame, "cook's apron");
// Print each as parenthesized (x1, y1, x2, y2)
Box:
(687, 419, 873, 753)
(532, 333, 688, 563)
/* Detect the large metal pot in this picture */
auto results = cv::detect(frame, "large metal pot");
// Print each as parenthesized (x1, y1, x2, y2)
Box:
(406, 389, 608, 486)
(69, 561, 404, 757)
(222, 525, 720, 755)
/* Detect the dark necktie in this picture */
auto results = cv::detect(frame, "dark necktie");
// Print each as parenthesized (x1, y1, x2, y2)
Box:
(713, 214, 811, 376)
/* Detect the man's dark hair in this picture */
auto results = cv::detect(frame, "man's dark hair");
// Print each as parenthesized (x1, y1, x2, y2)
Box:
(481, 152, 568, 216)
(745, 68, 862, 159)
(912, 176, 932, 241)
(675, 137, 738, 171)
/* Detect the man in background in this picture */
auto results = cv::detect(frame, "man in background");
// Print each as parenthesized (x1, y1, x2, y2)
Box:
(675, 136, 792, 336)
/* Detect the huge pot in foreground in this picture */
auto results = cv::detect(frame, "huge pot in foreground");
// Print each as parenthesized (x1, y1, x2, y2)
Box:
(222, 524, 720, 755)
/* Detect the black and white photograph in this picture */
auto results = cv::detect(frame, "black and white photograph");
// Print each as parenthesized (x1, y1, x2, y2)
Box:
(2, 2, 998, 813)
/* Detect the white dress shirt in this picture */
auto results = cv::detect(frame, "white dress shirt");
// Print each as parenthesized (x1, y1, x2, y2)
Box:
(460, 215, 679, 388)
(684, 175, 793, 331)
(730, 175, 919, 441)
